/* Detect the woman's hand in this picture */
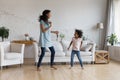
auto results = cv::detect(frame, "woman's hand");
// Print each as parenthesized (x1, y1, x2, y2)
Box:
(51, 31, 59, 35)
(54, 31, 59, 35)
(49, 22, 52, 27)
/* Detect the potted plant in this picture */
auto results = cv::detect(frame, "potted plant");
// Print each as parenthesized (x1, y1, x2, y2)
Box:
(107, 33, 118, 46)
(0, 27, 9, 41)
(59, 33, 65, 41)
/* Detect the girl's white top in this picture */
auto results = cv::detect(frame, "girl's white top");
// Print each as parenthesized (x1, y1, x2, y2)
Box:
(72, 37, 82, 51)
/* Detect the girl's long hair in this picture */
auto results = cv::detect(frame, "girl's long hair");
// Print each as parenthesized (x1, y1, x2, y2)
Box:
(39, 10, 51, 24)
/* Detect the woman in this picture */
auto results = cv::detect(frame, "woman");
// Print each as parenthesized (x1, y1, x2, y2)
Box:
(37, 10, 59, 71)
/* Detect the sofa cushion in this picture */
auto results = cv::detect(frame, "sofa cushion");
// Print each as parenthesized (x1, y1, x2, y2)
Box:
(61, 40, 90, 51)
(61, 40, 71, 51)
(80, 44, 92, 52)
(39, 51, 65, 57)
(46, 48, 50, 52)
(66, 51, 92, 57)
(5, 53, 21, 59)
(0, 42, 11, 53)
(52, 41, 63, 51)
(38, 41, 63, 52)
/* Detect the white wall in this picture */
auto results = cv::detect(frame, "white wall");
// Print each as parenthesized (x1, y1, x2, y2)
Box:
(0, 0, 107, 47)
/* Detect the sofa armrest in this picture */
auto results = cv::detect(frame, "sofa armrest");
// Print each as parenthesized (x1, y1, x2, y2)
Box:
(10, 43, 25, 54)
(0, 45, 5, 66)
(33, 42, 40, 63)
(90, 43, 96, 62)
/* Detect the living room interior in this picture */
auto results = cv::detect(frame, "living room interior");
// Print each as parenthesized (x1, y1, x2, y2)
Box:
(0, 0, 120, 80)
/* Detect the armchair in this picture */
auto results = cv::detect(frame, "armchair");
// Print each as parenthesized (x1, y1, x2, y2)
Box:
(0, 41, 25, 69)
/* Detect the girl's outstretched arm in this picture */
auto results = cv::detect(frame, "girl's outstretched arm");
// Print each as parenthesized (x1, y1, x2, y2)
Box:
(68, 41, 73, 50)
(80, 41, 83, 50)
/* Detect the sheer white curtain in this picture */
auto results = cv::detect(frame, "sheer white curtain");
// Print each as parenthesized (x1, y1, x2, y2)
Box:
(104, 0, 115, 49)
(114, 0, 120, 41)
(106, 0, 115, 36)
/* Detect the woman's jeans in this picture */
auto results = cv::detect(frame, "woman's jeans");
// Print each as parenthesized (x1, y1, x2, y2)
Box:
(71, 50, 83, 67)
(37, 46, 55, 67)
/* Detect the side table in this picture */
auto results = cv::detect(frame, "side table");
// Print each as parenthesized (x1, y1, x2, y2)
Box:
(95, 50, 109, 64)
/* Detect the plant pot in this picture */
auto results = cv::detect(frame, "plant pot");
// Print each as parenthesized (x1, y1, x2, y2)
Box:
(111, 42, 114, 46)
(111, 43, 114, 46)
(2, 38, 4, 42)
(25, 36, 29, 41)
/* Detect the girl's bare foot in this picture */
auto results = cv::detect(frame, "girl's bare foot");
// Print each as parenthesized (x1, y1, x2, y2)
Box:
(81, 67, 84, 70)
(69, 67, 72, 69)
(37, 67, 41, 71)
(51, 66, 57, 70)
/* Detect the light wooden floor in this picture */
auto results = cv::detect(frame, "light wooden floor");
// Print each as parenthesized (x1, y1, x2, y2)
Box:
(0, 59, 120, 80)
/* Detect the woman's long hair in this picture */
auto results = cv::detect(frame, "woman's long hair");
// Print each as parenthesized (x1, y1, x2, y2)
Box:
(39, 10, 51, 23)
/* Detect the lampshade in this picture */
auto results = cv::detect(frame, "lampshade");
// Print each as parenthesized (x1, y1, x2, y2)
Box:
(97, 23, 104, 29)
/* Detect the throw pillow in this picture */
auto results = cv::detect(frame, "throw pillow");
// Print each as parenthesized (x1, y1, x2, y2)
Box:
(81, 44, 92, 52)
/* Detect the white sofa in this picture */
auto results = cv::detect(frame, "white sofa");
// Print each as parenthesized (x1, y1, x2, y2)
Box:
(0, 41, 25, 69)
(34, 40, 96, 64)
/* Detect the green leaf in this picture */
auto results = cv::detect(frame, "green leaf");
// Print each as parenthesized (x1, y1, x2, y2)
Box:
(107, 33, 118, 45)
(0, 26, 9, 41)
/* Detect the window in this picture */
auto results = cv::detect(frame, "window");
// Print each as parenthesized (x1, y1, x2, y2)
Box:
(114, 0, 120, 41)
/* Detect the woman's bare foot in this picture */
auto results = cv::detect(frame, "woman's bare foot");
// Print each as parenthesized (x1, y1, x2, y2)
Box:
(37, 67, 41, 71)
(51, 66, 57, 70)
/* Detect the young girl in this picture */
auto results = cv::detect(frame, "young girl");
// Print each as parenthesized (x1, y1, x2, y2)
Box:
(68, 29, 84, 69)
